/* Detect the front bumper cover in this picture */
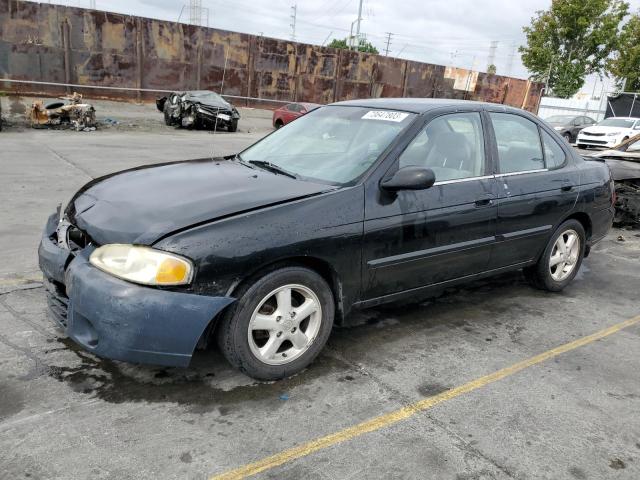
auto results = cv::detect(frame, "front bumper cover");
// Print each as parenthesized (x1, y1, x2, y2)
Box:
(38, 213, 234, 367)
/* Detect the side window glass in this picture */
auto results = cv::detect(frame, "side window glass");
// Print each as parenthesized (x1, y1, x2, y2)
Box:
(398, 112, 485, 181)
(490, 113, 544, 173)
(541, 130, 566, 169)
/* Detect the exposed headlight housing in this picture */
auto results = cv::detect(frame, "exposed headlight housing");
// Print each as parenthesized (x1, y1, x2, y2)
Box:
(89, 244, 193, 286)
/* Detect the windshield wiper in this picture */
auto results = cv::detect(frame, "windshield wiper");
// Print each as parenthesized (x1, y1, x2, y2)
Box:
(248, 160, 298, 179)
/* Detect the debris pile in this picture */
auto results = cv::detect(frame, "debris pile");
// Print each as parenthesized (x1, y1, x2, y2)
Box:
(29, 92, 96, 131)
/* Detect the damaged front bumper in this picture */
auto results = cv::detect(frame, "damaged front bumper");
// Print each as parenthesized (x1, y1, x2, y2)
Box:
(38, 213, 234, 367)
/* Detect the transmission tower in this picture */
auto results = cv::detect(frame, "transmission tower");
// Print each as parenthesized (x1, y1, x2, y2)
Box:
(505, 42, 516, 77)
(487, 40, 498, 71)
(290, 4, 297, 42)
(384, 32, 393, 56)
(189, 0, 203, 26)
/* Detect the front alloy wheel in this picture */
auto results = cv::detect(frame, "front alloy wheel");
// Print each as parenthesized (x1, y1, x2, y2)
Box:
(248, 284, 322, 365)
(217, 266, 334, 380)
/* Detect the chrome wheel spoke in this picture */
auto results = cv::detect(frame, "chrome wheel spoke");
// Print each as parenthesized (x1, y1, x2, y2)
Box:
(276, 288, 292, 313)
(260, 334, 283, 359)
(550, 252, 563, 267)
(294, 298, 317, 322)
(252, 313, 278, 331)
(290, 330, 309, 350)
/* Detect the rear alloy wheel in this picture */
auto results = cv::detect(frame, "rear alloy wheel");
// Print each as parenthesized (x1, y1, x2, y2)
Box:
(217, 267, 334, 380)
(524, 219, 586, 292)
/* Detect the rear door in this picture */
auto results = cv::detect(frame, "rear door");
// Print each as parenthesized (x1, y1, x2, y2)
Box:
(488, 111, 579, 268)
(362, 109, 498, 301)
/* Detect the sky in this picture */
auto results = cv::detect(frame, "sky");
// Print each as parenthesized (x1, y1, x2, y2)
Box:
(50, 0, 640, 93)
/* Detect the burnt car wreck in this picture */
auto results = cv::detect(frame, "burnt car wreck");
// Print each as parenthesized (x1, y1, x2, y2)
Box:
(587, 135, 640, 226)
(156, 90, 240, 132)
(29, 92, 96, 131)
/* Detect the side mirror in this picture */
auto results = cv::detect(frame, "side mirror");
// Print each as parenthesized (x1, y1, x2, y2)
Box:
(381, 166, 436, 192)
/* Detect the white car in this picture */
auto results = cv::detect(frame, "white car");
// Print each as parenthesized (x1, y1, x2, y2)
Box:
(577, 117, 640, 149)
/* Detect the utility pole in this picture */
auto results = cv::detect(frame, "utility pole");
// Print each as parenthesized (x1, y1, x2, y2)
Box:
(384, 32, 393, 56)
(290, 4, 297, 42)
(89, 0, 96, 9)
(487, 40, 498, 71)
(355, 0, 364, 47)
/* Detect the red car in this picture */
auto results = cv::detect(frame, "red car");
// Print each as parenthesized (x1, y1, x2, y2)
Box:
(272, 102, 321, 128)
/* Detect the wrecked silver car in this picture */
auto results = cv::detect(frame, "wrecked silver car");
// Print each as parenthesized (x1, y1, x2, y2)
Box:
(29, 92, 96, 131)
(156, 90, 240, 132)
(586, 134, 640, 226)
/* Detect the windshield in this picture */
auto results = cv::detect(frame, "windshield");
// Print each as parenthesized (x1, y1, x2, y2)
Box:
(241, 106, 416, 184)
(598, 118, 636, 128)
(186, 91, 227, 104)
(545, 115, 575, 123)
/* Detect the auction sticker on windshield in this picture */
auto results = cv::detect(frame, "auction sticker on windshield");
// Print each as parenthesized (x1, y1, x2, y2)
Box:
(362, 110, 410, 122)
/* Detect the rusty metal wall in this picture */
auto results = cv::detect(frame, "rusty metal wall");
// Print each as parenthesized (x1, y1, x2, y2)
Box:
(0, 0, 543, 111)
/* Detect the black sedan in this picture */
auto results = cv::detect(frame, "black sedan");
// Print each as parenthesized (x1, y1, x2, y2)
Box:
(156, 90, 240, 132)
(39, 99, 614, 380)
(544, 114, 597, 143)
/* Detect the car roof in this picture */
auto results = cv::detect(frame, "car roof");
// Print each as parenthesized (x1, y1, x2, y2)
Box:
(328, 97, 515, 114)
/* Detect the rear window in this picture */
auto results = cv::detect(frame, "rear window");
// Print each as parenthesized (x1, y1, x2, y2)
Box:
(541, 130, 566, 169)
(490, 113, 544, 173)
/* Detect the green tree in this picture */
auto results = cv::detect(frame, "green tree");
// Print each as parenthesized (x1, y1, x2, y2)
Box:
(608, 13, 640, 92)
(519, 0, 628, 98)
(328, 37, 379, 54)
(487, 64, 497, 75)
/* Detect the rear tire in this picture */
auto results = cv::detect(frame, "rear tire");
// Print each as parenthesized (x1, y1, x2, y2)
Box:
(523, 219, 586, 292)
(217, 267, 334, 380)
(275, 119, 284, 129)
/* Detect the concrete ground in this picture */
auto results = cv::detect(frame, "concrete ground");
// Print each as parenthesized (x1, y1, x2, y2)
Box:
(1, 98, 640, 480)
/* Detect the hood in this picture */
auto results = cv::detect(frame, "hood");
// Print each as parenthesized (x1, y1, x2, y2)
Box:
(581, 125, 631, 135)
(67, 159, 333, 245)
(183, 91, 232, 110)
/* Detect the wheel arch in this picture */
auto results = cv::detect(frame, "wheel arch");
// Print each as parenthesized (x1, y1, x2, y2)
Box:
(227, 256, 346, 325)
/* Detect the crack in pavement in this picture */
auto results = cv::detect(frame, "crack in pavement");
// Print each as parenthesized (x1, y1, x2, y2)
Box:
(44, 145, 94, 179)
(0, 293, 55, 339)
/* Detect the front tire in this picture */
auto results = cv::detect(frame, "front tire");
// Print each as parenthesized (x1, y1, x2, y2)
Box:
(217, 267, 334, 380)
(524, 219, 586, 292)
(563, 132, 572, 143)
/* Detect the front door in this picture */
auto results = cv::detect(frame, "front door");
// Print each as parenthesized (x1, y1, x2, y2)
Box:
(362, 110, 498, 301)
(487, 112, 580, 267)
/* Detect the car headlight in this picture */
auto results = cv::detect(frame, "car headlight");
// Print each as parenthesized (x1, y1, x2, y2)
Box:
(606, 131, 621, 136)
(554, 126, 563, 130)
(89, 244, 193, 286)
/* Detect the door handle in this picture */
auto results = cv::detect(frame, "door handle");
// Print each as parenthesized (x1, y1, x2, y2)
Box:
(561, 181, 575, 191)
(475, 198, 493, 207)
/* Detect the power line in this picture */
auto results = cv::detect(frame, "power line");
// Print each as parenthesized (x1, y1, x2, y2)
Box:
(384, 32, 393, 56)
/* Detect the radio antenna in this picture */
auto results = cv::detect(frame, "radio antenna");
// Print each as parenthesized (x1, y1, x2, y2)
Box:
(212, 42, 230, 158)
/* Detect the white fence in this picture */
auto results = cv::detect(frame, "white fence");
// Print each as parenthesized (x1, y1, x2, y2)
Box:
(537, 96, 607, 121)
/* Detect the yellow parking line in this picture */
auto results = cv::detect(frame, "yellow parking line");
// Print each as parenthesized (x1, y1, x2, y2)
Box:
(210, 315, 640, 480)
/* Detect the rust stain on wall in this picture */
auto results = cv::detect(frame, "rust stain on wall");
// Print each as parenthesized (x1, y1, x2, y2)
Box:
(0, 0, 543, 111)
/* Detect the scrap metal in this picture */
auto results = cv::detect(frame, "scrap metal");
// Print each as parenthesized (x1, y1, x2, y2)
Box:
(29, 92, 96, 130)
